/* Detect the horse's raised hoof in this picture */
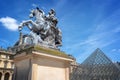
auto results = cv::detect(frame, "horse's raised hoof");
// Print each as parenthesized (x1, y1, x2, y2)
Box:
(18, 26, 22, 31)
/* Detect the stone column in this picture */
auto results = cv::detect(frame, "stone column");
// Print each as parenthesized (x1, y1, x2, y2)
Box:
(1, 73, 4, 80)
(9, 73, 12, 80)
(11, 62, 14, 69)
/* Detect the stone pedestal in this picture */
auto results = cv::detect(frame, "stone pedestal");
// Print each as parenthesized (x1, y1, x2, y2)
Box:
(14, 46, 73, 80)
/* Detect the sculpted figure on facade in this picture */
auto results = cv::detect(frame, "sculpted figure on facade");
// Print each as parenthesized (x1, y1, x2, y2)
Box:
(17, 7, 62, 49)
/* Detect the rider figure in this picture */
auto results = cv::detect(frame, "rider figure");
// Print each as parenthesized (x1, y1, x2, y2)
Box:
(46, 9, 58, 27)
(46, 9, 62, 46)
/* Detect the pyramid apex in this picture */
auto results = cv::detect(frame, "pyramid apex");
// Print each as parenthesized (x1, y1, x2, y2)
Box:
(95, 48, 103, 53)
(96, 48, 101, 51)
(82, 48, 110, 64)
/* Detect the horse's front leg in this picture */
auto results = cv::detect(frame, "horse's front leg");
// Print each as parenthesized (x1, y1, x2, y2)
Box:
(18, 20, 33, 31)
(24, 20, 39, 27)
(27, 20, 38, 27)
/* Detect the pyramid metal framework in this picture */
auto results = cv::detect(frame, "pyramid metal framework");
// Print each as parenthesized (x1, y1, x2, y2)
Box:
(71, 48, 120, 80)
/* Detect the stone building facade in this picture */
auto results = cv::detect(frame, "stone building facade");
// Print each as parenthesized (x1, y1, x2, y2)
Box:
(0, 49, 14, 80)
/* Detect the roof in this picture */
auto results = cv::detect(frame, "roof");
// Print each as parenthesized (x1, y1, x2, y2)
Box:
(0, 49, 13, 55)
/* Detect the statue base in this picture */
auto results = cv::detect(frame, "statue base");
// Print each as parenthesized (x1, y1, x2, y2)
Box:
(13, 46, 73, 80)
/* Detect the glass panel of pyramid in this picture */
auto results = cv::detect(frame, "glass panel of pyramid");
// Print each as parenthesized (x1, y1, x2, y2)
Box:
(71, 48, 120, 80)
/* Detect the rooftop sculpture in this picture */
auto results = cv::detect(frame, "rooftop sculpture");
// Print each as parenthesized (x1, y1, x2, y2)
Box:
(16, 7, 62, 49)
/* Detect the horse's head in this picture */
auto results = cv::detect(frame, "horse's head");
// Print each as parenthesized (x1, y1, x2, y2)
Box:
(29, 10, 35, 18)
(29, 7, 44, 18)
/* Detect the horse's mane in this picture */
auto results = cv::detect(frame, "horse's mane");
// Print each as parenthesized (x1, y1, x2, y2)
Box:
(36, 7, 43, 13)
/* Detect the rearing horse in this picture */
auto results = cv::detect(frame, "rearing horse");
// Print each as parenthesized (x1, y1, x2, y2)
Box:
(19, 7, 49, 34)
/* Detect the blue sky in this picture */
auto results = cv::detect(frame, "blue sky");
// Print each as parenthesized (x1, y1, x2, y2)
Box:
(0, 0, 120, 63)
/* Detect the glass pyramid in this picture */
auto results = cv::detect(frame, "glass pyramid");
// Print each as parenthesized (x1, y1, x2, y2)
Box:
(71, 48, 120, 80)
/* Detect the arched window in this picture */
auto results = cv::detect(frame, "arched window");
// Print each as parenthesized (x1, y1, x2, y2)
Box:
(0, 72, 2, 80)
(4, 73, 10, 80)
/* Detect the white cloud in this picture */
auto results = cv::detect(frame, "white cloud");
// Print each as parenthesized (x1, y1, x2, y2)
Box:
(111, 49, 117, 52)
(111, 49, 120, 53)
(0, 16, 19, 31)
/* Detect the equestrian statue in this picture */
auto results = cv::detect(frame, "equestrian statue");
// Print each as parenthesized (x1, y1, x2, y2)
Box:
(17, 7, 62, 49)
